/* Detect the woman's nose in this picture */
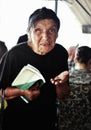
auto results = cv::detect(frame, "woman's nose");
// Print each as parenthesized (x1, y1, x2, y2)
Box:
(42, 31, 49, 40)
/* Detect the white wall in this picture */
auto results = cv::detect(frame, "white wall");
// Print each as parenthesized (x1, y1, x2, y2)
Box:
(57, 2, 91, 49)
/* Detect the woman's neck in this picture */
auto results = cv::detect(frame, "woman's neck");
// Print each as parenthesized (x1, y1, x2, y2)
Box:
(75, 63, 87, 70)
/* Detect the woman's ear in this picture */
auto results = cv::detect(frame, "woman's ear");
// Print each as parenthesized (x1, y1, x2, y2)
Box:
(27, 33, 32, 42)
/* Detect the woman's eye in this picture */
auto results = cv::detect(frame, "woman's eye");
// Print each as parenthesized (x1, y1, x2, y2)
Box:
(49, 28, 56, 33)
(35, 28, 42, 34)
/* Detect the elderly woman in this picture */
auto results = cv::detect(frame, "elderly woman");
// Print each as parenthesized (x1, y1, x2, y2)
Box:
(0, 7, 69, 130)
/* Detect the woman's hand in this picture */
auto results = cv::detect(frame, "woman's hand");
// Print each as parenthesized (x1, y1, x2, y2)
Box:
(23, 82, 40, 101)
(1, 82, 40, 101)
(50, 71, 70, 99)
(50, 71, 69, 85)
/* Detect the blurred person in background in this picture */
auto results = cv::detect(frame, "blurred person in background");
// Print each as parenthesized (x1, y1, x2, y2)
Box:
(17, 34, 28, 44)
(0, 41, 8, 63)
(58, 46, 91, 130)
(67, 44, 79, 70)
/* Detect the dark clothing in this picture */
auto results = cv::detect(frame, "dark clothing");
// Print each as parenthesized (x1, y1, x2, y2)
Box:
(0, 41, 8, 61)
(0, 43, 68, 130)
(17, 34, 28, 44)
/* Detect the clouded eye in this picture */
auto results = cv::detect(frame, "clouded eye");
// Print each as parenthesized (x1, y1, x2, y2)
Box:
(48, 27, 57, 34)
(34, 28, 42, 35)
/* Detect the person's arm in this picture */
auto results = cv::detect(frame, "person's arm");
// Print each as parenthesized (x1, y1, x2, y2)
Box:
(0, 82, 40, 101)
(50, 71, 70, 99)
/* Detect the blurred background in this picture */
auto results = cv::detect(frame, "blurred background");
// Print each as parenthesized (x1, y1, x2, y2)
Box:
(0, 0, 91, 50)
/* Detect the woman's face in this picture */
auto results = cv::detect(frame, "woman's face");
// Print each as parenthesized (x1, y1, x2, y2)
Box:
(28, 19, 58, 55)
